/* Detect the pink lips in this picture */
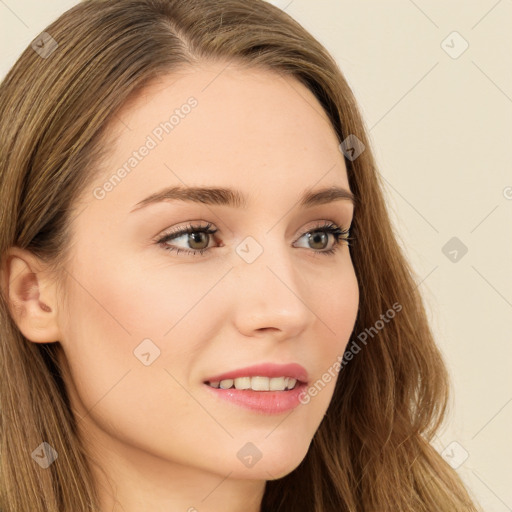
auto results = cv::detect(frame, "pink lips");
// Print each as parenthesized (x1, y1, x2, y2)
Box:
(202, 362, 310, 414)
(204, 362, 309, 384)
(203, 381, 308, 414)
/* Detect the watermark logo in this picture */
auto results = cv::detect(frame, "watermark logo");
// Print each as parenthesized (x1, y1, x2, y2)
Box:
(133, 338, 161, 366)
(236, 236, 264, 264)
(31, 32, 58, 59)
(31, 441, 58, 468)
(339, 134, 365, 161)
(441, 31, 469, 59)
(236, 442, 263, 468)
(441, 441, 469, 469)
(441, 236, 468, 263)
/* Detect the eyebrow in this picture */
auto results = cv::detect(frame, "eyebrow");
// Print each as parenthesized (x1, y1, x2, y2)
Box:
(130, 184, 355, 213)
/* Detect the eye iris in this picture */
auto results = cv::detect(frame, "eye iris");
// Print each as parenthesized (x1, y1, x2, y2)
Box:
(189, 231, 209, 250)
(308, 231, 328, 250)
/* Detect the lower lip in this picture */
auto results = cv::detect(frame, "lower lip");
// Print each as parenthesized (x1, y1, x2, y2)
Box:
(202, 381, 308, 414)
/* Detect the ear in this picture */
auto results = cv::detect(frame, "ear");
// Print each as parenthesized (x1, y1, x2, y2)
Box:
(1, 246, 62, 343)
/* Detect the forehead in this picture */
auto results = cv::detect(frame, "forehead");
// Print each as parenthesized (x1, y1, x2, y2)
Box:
(83, 61, 350, 216)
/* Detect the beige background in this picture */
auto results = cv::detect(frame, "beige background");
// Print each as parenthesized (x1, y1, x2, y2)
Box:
(1, 1, 511, 510)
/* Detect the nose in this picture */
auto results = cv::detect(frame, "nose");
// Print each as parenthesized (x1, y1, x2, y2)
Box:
(228, 236, 318, 341)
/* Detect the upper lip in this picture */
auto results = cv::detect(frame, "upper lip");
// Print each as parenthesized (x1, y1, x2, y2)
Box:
(204, 363, 309, 384)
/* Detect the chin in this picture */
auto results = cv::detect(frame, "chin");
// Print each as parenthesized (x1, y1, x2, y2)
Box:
(242, 445, 309, 480)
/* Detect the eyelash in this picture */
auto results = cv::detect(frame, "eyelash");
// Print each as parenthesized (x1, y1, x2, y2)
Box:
(156, 221, 353, 257)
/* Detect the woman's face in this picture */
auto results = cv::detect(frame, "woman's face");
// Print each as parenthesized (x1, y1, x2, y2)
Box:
(56, 61, 359, 495)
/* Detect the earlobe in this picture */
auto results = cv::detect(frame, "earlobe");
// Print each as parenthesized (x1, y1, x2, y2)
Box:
(1, 248, 62, 343)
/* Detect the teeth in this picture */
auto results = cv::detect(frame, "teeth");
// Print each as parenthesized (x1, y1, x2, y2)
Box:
(234, 376, 251, 389)
(219, 379, 233, 389)
(269, 376, 286, 391)
(208, 376, 298, 391)
(286, 378, 297, 390)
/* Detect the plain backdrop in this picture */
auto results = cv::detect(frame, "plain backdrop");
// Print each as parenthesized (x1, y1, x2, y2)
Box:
(1, 1, 511, 510)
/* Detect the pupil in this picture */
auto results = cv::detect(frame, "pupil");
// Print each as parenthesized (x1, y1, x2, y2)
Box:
(309, 232, 327, 249)
(190, 232, 208, 249)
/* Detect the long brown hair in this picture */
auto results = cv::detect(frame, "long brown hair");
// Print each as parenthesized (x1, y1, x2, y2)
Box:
(0, 1, 482, 510)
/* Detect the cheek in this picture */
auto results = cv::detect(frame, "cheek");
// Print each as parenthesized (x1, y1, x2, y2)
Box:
(57, 250, 227, 409)
(57, 266, 216, 459)
(318, 260, 359, 352)
(294, 260, 358, 409)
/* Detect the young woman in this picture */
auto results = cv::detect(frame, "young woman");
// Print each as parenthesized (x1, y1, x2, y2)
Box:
(0, 0, 483, 510)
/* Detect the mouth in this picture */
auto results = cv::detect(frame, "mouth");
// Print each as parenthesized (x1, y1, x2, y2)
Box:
(202, 362, 309, 392)
(201, 363, 309, 413)
(204, 375, 304, 391)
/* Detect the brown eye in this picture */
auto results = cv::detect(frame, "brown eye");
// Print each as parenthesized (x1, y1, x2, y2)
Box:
(156, 221, 352, 257)
(187, 231, 210, 250)
(305, 231, 329, 251)
(156, 222, 218, 256)
(293, 222, 351, 255)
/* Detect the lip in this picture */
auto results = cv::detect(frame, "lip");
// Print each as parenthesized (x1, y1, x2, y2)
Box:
(203, 362, 309, 385)
(203, 380, 308, 414)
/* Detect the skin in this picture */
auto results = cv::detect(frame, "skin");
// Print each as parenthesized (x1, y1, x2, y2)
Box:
(4, 61, 359, 512)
